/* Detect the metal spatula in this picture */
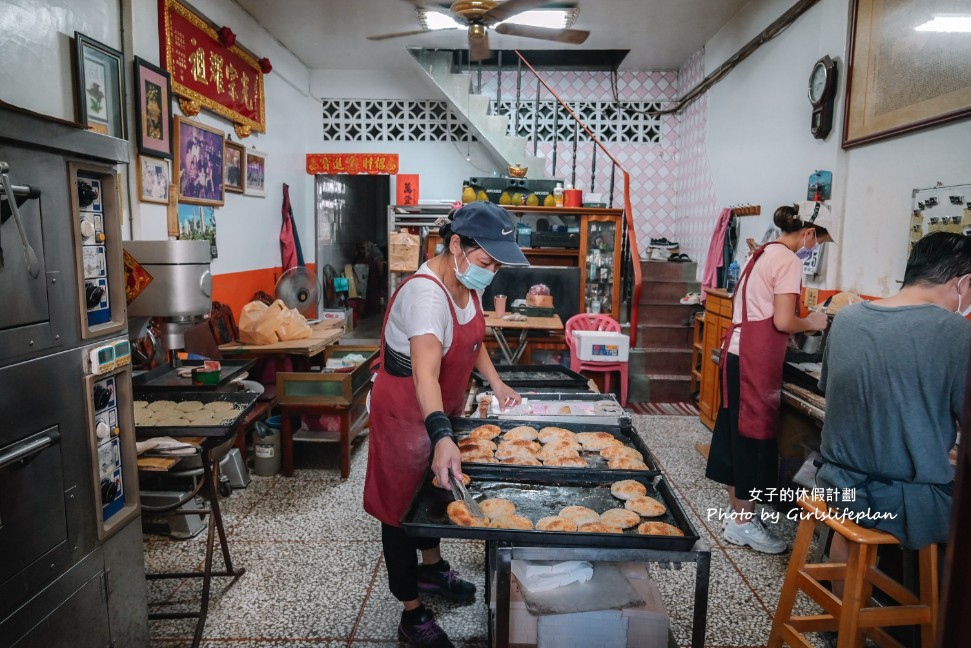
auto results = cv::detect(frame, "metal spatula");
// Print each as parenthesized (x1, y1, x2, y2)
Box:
(449, 469, 485, 519)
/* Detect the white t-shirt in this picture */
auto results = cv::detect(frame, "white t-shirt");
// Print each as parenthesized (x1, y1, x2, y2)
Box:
(727, 243, 802, 354)
(384, 263, 480, 355)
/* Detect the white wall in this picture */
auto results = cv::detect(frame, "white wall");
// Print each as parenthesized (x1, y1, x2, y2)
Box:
(703, 0, 971, 297)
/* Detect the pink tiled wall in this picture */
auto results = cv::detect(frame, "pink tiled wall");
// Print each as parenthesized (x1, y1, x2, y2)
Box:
(674, 49, 718, 279)
(477, 70, 680, 255)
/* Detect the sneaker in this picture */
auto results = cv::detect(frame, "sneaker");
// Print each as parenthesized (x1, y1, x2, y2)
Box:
(398, 606, 455, 648)
(649, 248, 669, 261)
(723, 516, 787, 554)
(679, 292, 702, 305)
(649, 237, 680, 249)
(417, 560, 476, 602)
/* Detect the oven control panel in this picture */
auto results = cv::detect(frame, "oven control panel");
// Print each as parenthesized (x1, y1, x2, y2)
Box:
(77, 175, 111, 327)
(92, 374, 125, 522)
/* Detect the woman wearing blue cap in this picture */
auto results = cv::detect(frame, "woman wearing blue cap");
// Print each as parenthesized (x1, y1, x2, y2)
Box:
(364, 201, 529, 647)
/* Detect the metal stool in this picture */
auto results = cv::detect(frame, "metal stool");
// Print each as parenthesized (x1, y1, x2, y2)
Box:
(769, 497, 938, 648)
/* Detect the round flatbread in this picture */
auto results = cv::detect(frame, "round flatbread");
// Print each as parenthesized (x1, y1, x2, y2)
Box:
(458, 438, 497, 453)
(536, 516, 578, 532)
(578, 522, 623, 534)
(610, 480, 648, 501)
(500, 457, 542, 466)
(148, 400, 176, 412)
(469, 424, 502, 440)
(488, 515, 534, 530)
(495, 440, 540, 461)
(206, 401, 236, 412)
(600, 445, 644, 462)
(536, 440, 581, 462)
(504, 426, 539, 441)
(133, 400, 149, 409)
(625, 496, 667, 517)
(576, 431, 623, 450)
(447, 501, 488, 527)
(559, 506, 600, 525)
(432, 473, 471, 489)
(599, 508, 641, 529)
(479, 498, 516, 518)
(134, 409, 155, 426)
(176, 400, 204, 412)
(637, 521, 684, 536)
(538, 427, 577, 444)
(543, 455, 588, 468)
(184, 409, 218, 423)
(608, 457, 650, 471)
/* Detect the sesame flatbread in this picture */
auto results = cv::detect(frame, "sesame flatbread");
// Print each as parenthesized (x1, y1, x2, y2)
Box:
(536, 516, 578, 532)
(469, 424, 502, 440)
(600, 445, 644, 462)
(625, 496, 667, 517)
(447, 501, 488, 527)
(559, 506, 600, 525)
(610, 479, 648, 500)
(578, 522, 623, 534)
(637, 521, 684, 536)
(479, 498, 516, 518)
(504, 426, 539, 441)
(488, 515, 534, 530)
(538, 427, 577, 444)
(599, 508, 641, 529)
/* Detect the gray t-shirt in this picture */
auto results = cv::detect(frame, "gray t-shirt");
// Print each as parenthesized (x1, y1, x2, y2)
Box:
(816, 301, 971, 547)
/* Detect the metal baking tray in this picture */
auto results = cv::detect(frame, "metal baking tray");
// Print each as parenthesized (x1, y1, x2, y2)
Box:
(133, 390, 259, 437)
(450, 417, 659, 479)
(401, 473, 698, 551)
(131, 360, 254, 391)
(472, 364, 591, 390)
(473, 391, 629, 425)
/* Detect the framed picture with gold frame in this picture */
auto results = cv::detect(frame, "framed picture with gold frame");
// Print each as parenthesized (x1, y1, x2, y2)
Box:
(843, 0, 971, 148)
(174, 117, 225, 206)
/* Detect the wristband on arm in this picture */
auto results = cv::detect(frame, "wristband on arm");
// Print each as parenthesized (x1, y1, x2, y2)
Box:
(424, 411, 456, 447)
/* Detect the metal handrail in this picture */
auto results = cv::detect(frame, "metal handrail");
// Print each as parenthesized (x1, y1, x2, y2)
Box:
(511, 51, 643, 347)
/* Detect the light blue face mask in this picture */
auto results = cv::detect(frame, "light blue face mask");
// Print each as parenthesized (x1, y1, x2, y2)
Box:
(795, 230, 818, 260)
(454, 250, 496, 291)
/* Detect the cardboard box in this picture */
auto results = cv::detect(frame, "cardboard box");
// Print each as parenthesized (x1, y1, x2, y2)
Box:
(320, 308, 353, 333)
(526, 293, 554, 308)
(573, 330, 630, 362)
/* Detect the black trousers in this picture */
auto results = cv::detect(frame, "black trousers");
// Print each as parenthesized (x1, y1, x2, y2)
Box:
(382, 523, 440, 602)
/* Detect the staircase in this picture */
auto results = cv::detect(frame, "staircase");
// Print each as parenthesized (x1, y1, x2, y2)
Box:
(407, 48, 547, 176)
(627, 259, 700, 402)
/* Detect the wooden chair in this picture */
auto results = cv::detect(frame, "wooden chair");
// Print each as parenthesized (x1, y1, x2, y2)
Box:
(769, 497, 939, 648)
(564, 313, 628, 405)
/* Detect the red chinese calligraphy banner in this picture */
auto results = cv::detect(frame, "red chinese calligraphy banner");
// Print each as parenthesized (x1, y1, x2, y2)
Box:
(159, 0, 265, 133)
(306, 154, 400, 175)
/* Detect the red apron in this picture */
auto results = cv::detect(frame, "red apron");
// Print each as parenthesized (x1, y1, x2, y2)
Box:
(720, 242, 792, 440)
(363, 274, 485, 527)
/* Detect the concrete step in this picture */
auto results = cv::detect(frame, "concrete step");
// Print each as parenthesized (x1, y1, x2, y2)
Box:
(635, 323, 693, 348)
(640, 260, 698, 283)
(642, 280, 701, 303)
(629, 347, 694, 374)
(628, 373, 694, 403)
(638, 303, 700, 326)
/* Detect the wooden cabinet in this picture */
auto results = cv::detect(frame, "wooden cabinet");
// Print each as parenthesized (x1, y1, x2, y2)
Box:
(690, 312, 704, 396)
(698, 289, 733, 430)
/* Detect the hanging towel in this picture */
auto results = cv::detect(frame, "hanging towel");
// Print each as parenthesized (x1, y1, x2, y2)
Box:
(280, 183, 305, 271)
(702, 207, 733, 298)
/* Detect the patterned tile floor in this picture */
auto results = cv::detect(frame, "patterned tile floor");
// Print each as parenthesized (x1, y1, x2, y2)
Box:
(143, 415, 827, 647)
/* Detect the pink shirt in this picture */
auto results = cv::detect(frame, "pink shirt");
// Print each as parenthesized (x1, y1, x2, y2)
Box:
(727, 244, 802, 354)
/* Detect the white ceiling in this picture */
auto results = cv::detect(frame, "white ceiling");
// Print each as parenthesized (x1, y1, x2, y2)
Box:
(233, 0, 751, 72)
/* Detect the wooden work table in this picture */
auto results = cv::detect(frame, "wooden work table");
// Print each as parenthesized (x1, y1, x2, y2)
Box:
(218, 320, 343, 358)
(483, 311, 563, 364)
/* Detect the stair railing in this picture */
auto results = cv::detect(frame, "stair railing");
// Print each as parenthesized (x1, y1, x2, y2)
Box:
(509, 50, 643, 347)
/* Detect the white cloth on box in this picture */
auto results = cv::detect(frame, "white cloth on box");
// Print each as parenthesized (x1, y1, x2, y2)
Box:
(512, 560, 593, 593)
(135, 437, 198, 456)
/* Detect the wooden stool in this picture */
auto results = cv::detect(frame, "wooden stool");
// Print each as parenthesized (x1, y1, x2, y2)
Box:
(769, 497, 939, 648)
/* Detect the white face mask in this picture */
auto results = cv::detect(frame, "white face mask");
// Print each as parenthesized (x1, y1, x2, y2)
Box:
(957, 274, 971, 317)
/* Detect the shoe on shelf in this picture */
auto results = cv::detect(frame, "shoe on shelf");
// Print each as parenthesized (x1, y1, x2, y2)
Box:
(723, 516, 787, 554)
(417, 560, 476, 602)
(676, 253, 692, 262)
(649, 248, 670, 261)
(649, 237, 680, 249)
(679, 292, 702, 305)
(398, 606, 455, 648)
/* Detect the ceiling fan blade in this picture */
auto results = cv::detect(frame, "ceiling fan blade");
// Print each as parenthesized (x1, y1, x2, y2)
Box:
(481, 0, 551, 24)
(469, 29, 491, 62)
(494, 23, 589, 44)
(367, 28, 454, 41)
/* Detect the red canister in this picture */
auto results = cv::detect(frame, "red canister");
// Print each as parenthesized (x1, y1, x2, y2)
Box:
(563, 188, 583, 207)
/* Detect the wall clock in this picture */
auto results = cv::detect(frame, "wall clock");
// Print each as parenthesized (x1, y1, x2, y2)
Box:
(808, 55, 837, 139)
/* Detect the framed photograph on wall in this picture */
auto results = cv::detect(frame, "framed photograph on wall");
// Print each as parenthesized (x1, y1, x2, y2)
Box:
(244, 149, 267, 197)
(174, 117, 225, 206)
(137, 155, 171, 204)
(73, 32, 126, 139)
(843, 0, 971, 148)
(224, 141, 245, 193)
(133, 56, 172, 158)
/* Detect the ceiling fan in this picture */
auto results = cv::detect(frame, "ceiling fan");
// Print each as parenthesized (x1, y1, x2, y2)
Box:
(367, 0, 590, 62)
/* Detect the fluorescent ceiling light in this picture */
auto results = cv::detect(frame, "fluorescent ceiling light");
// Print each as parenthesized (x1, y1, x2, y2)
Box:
(915, 15, 971, 32)
(417, 8, 578, 31)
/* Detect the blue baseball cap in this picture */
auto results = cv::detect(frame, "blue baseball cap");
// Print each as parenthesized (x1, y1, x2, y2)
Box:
(450, 201, 530, 266)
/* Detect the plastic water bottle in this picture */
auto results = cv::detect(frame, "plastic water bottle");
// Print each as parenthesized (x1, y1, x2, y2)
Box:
(726, 261, 740, 293)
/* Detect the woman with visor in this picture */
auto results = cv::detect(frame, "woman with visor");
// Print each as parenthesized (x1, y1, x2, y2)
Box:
(364, 201, 528, 648)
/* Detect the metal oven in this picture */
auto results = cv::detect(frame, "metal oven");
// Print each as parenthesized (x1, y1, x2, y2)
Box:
(0, 106, 147, 647)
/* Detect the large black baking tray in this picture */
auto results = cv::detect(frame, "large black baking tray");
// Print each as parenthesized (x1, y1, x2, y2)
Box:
(450, 417, 659, 479)
(401, 473, 698, 551)
(133, 390, 259, 437)
(131, 360, 255, 391)
(472, 364, 591, 391)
